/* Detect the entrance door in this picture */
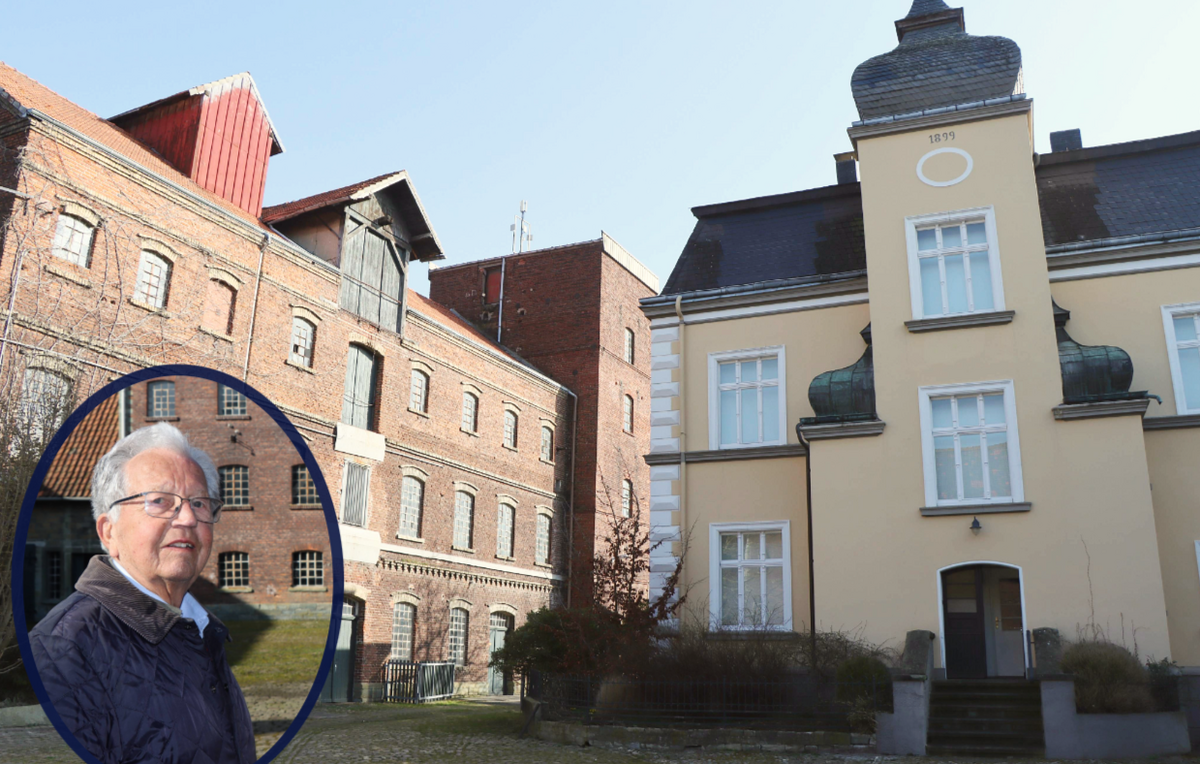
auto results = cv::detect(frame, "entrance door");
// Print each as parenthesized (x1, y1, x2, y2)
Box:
(993, 576, 1025, 676)
(322, 599, 358, 702)
(487, 613, 514, 695)
(942, 567, 987, 679)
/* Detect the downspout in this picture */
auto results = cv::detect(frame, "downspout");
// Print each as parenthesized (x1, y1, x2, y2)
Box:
(496, 256, 507, 344)
(564, 386, 579, 609)
(795, 424, 817, 664)
(241, 232, 269, 382)
(673, 296, 688, 596)
(0, 184, 33, 373)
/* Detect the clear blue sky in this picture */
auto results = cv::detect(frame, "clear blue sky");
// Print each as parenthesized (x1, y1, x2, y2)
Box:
(5, 1, 1197, 295)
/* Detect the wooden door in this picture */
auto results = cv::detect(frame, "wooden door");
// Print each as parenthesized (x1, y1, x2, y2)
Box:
(322, 600, 357, 702)
(943, 567, 987, 679)
(487, 613, 514, 695)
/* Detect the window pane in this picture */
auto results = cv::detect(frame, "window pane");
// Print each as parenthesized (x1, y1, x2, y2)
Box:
(720, 391, 737, 445)
(969, 251, 994, 311)
(944, 254, 968, 314)
(720, 568, 739, 625)
(934, 435, 957, 500)
(740, 360, 757, 383)
(941, 224, 962, 248)
(960, 433, 984, 499)
(761, 386, 779, 443)
(1175, 316, 1199, 342)
(740, 387, 758, 443)
(931, 398, 953, 429)
(987, 432, 1012, 497)
(917, 228, 937, 251)
(958, 395, 980, 428)
(920, 258, 942, 316)
(983, 394, 1006, 425)
(743, 533, 761, 561)
(1180, 347, 1200, 410)
(966, 222, 987, 245)
(760, 358, 778, 381)
(744, 567, 762, 625)
(764, 532, 782, 559)
(765, 566, 784, 626)
(400, 477, 423, 537)
(720, 534, 739, 561)
(719, 362, 736, 385)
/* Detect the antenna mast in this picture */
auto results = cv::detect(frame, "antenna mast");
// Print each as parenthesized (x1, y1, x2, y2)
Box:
(510, 200, 532, 254)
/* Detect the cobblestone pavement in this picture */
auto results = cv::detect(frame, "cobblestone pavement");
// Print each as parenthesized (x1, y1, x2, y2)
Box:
(3, 701, 1198, 764)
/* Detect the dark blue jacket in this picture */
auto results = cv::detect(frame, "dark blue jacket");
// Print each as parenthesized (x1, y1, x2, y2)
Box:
(29, 556, 256, 764)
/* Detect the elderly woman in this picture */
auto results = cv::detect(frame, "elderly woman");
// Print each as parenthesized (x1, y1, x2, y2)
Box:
(30, 422, 256, 764)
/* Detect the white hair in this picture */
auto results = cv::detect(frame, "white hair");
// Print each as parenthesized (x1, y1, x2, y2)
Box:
(91, 422, 220, 526)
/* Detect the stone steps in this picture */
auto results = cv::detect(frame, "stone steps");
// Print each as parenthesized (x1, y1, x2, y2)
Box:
(926, 679, 1044, 756)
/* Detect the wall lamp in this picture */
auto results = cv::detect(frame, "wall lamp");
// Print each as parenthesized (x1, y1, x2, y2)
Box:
(970, 517, 982, 535)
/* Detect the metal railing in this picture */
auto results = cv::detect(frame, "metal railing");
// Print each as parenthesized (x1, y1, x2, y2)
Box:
(381, 660, 457, 703)
(529, 671, 891, 730)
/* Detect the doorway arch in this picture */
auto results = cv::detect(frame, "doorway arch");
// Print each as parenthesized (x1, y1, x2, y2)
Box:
(936, 561, 1029, 679)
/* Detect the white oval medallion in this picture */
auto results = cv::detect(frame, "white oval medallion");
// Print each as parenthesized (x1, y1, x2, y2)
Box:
(917, 147, 973, 187)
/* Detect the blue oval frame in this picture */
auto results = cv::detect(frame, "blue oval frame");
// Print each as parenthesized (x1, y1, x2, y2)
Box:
(11, 364, 344, 764)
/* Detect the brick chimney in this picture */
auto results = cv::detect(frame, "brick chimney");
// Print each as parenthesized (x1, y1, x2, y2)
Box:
(110, 73, 283, 217)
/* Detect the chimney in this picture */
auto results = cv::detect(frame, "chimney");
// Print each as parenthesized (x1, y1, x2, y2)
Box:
(110, 73, 283, 218)
(835, 152, 858, 184)
(1050, 129, 1083, 153)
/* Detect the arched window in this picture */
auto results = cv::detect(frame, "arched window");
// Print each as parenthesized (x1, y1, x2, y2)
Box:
(503, 410, 518, 449)
(409, 369, 429, 413)
(535, 513, 551, 566)
(540, 426, 554, 462)
(461, 392, 478, 432)
(134, 250, 172, 308)
(453, 491, 474, 549)
(391, 602, 416, 661)
(292, 551, 323, 587)
(147, 380, 175, 418)
(623, 395, 634, 433)
(202, 280, 236, 335)
(621, 479, 633, 518)
(219, 552, 249, 588)
(496, 503, 515, 558)
(624, 328, 635, 364)
(399, 476, 424, 538)
(52, 214, 95, 267)
(219, 465, 250, 507)
(342, 344, 379, 430)
(290, 317, 316, 368)
(448, 607, 469, 666)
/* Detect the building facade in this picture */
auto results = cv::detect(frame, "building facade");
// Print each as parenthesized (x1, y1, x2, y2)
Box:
(642, 0, 1200, 692)
(0, 63, 653, 700)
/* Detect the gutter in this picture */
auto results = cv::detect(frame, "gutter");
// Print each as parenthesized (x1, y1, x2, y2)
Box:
(1044, 227, 1200, 256)
(674, 296, 688, 598)
(641, 270, 867, 312)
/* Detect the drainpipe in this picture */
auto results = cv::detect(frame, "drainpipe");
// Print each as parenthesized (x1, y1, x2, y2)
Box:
(241, 232, 269, 382)
(673, 296, 688, 598)
(0, 183, 33, 373)
(564, 386, 578, 609)
(496, 256, 507, 345)
(795, 424, 817, 666)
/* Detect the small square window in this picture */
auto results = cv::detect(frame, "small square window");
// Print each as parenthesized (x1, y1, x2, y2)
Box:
(217, 384, 247, 417)
(292, 464, 319, 506)
(219, 552, 249, 588)
(292, 551, 323, 587)
(219, 465, 250, 506)
(147, 380, 175, 418)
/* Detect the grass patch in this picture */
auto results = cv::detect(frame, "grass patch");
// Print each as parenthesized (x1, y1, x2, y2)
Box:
(225, 619, 329, 688)
(404, 703, 524, 736)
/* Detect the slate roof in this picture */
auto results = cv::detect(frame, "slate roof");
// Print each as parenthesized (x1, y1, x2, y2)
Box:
(38, 395, 119, 499)
(1036, 130, 1200, 249)
(850, 3, 1023, 121)
(660, 183, 866, 296)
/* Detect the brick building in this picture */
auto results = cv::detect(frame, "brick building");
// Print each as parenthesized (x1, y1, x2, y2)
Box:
(428, 235, 657, 605)
(0, 63, 656, 700)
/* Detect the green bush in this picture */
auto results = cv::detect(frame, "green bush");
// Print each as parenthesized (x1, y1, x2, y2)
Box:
(835, 655, 892, 704)
(1061, 641, 1154, 713)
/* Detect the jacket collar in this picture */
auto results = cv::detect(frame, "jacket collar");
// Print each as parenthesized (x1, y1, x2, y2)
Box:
(75, 556, 226, 645)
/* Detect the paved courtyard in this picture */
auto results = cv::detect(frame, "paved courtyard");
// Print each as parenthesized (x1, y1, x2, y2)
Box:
(1, 699, 1197, 764)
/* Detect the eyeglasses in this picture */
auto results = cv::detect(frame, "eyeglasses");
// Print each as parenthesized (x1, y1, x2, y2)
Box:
(110, 492, 224, 524)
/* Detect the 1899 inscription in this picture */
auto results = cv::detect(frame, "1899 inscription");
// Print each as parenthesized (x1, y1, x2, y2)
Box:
(929, 131, 956, 143)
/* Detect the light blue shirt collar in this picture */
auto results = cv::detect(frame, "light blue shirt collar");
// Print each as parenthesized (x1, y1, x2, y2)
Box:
(111, 559, 210, 638)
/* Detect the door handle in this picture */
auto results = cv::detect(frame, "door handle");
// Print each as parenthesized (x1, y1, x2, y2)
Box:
(994, 617, 1000, 630)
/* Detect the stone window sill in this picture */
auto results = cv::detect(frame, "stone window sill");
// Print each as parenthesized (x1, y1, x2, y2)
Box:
(286, 358, 316, 374)
(495, 554, 515, 562)
(905, 310, 1015, 333)
(452, 545, 475, 555)
(223, 505, 254, 512)
(127, 297, 172, 316)
(920, 502, 1031, 517)
(502, 444, 518, 453)
(799, 419, 886, 440)
(460, 427, 479, 437)
(216, 415, 251, 421)
(219, 586, 253, 593)
(396, 534, 424, 544)
(199, 326, 234, 343)
(145, 416, 180, 423)
(291, 504, 322, 510)
(1143, 413, 1200, 430)
(644, 443, 807, 465)
(539, 457, 555, 465)
(1053, 398, 1150, 420)
(288, 585, 328, 593)
(408, 408, 429, 419)
(534, 560, 552, 569)
(44, 263, 92, 288)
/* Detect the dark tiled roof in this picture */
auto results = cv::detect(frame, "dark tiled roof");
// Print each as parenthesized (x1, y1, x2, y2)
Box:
(851, 6, 1022, 121)
(39, 395, 119, 499)
(261, 171, 403, 224)
(1035, 130, 1200, 247)
(660, 184, 866, 296)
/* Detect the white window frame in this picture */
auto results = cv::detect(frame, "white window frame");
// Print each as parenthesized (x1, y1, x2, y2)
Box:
(540, 425, 554, 462)
(503, 409, 519, 449)
(535, 510, 552, 566)
(623, 394, 634, 433)
(707, 346, 787, 450)
(409, 369, 429, 413)
(289, 316, 316, 368)
(620, 479, 632, 518)
(917, 380, 1024, 508)
(496, 502, 515, 558)
(134, 250, 173, 308)
(391, 601, 416, 661)
(453, 489, 475, 550)
(461, 391, 478, 432)
(708, 520, 792, 632)
(904, 206, 1006, 321)
(52, 213, 95, 267)
(448, 606, 469, 666)
(1161, 302, 1200, 415)
(624, 327, 635, 364)
(399, 475, 424, 539)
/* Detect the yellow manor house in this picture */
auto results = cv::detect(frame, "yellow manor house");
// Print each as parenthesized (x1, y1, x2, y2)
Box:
(640, 0, 1200, 688)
